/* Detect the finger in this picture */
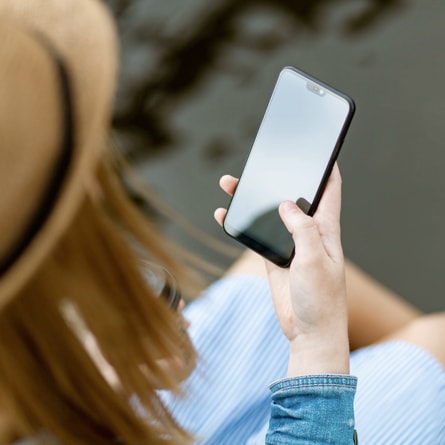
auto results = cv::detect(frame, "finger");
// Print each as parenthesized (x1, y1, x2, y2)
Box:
(219, 175, 239, 197)
(312, 164, 343, 258)
(315, 163, 342, 227)
(214, 207, 227, 226)
(279, 200, 326, 261)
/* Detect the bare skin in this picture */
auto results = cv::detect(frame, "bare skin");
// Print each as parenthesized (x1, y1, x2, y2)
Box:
(216, 165, 350, 376)
(215, 170, 445, 369)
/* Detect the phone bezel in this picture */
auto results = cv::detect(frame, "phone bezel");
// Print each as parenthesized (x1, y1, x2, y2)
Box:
(223, 66, 355, 267)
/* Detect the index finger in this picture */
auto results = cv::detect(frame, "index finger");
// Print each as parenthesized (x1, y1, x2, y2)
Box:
(314, 163, 342, 228)
(312, 163, 343, 259)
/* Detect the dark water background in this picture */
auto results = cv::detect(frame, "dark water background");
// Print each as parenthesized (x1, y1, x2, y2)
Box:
(106, 0, 445, 312)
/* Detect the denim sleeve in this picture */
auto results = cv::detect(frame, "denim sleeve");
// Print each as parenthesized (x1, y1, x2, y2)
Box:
(266, 374, 358, 445)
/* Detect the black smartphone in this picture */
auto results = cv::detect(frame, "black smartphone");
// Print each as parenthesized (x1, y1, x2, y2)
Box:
(223, 66, 355, 267)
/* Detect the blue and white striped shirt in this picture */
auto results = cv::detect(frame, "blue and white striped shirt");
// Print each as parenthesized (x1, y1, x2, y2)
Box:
(163, 275, 445, 444)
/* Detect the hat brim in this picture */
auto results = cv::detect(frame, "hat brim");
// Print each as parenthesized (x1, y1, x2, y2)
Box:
(0, 2, 117, 308)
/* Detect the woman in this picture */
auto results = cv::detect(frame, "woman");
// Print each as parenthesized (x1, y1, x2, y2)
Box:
(0, 1, 353, 443)
(0, 1, 443, 444)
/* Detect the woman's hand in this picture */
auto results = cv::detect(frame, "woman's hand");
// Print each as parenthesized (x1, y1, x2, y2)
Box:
(215, 165, 350, 377)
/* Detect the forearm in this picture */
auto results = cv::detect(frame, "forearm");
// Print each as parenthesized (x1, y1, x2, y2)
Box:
(266, 374, 357, 445)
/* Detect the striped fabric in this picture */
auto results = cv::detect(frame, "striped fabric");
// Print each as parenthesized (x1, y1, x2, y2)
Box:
(161, 275, 289, 444)
(162, 274, 445, 445)
(351, 340, 445, 444)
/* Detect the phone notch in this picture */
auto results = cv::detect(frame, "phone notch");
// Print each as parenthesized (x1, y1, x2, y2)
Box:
(307, 81, 326, 96)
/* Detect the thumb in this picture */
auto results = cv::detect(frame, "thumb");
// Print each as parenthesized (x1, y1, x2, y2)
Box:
(279, 201, 326, 261)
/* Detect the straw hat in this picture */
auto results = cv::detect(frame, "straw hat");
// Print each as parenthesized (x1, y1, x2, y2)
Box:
(0, 0, 118, 308)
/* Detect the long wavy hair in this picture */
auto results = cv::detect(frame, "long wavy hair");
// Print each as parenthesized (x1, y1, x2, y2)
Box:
(0, 157, 199, 445)
(0, 0, 205, 443)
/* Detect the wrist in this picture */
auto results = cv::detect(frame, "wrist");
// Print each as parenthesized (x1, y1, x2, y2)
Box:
(287, 331, 350, 377)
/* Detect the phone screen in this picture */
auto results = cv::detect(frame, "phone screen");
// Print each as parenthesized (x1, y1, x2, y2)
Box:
(223, 66, 355, 266)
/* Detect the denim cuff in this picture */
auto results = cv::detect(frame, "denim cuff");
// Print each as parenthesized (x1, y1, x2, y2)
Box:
(267, 374, 358, 445)
(270, 373, 358, 392)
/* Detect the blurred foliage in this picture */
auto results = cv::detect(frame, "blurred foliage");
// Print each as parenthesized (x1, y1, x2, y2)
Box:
(104, 0, 404, 158)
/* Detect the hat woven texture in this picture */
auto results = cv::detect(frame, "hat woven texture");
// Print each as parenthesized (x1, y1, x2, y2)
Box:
(0, 0, 118, 308)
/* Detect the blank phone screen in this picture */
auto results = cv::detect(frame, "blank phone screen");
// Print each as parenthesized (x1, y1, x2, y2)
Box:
(223, 67, 353, 266)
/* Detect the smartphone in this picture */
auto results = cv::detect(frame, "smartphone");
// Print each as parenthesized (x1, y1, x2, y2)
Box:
(223, 66, 355, 267)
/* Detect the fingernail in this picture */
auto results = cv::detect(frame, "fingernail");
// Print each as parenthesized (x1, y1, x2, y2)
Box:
(280, 200, 295, 214)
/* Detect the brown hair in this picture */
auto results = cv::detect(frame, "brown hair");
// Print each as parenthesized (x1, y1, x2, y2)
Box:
(0, 157, 198, 444)
(0, 1, 219, 442)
